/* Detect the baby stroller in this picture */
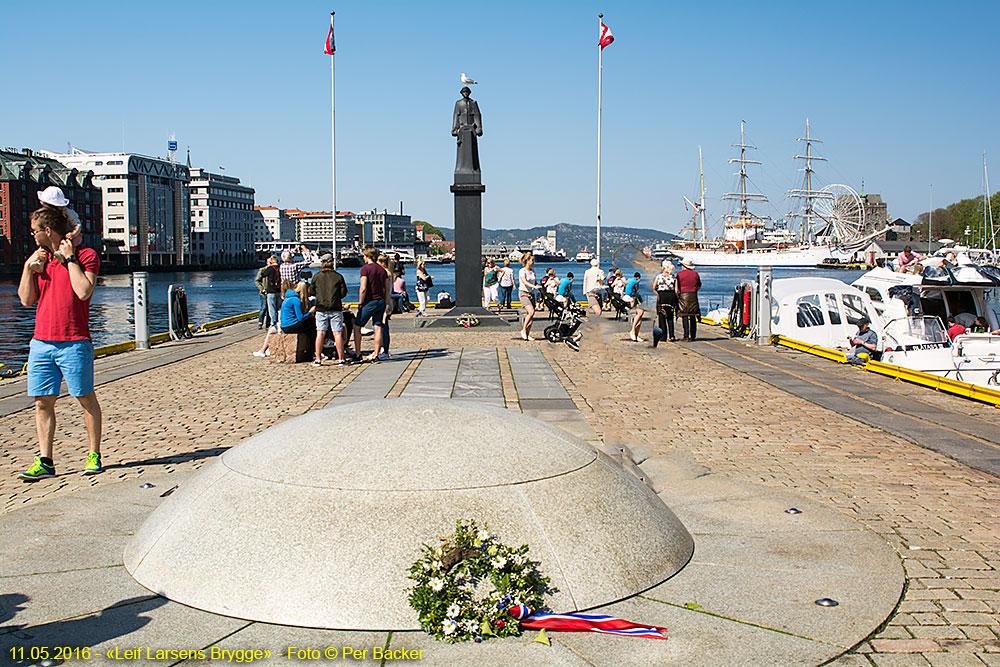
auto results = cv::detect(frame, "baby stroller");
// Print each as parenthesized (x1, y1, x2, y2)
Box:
(603, 285, 631, 320)
(539, 291, 586, 351)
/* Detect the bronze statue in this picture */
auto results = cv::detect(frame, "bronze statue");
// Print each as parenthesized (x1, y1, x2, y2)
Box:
(452, 86, 482, 177)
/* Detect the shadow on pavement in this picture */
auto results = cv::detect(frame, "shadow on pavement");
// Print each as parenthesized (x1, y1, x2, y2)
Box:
(105, 447, 229, 471)
(0, 596, 167, 662)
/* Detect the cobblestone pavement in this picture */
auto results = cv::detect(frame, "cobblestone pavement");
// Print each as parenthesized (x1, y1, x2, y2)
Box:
(2, 313, 999, 665)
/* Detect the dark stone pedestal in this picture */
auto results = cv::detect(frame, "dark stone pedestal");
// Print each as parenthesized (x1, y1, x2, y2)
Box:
(416, 306, 514, 328)
(451, 181, 486, 308)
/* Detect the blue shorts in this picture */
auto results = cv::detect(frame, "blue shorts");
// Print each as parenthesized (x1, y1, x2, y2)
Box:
(355, 299, 386, 328)
(27, 339, 95, 397)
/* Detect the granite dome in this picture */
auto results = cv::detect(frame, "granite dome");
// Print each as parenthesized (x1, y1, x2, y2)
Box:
(125, 399, 693, 630)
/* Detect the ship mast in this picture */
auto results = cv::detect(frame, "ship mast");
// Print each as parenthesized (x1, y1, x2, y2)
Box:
(985, 152, 996, 253)
(699, 145, 707, 241)
(787, 118, 830, 242)
(722, 121, 768, 249)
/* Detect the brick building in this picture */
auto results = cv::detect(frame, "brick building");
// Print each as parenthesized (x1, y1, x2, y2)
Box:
(0, 148, 102, 269)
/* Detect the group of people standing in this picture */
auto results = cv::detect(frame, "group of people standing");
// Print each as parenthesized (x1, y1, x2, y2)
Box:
(513, 252, 703, 345)
(482, 259, 516, 310)
(252, 246, 411, 366)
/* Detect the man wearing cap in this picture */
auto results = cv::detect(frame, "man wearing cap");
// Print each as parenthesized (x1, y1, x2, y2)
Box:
(676, 258, 702, 341)
(18, 207, 102, 481)
(846, 317, 878, 365)
(309, 254, 348, 366)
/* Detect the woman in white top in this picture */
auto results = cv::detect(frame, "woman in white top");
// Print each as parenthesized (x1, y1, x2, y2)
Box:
(498, 259, 516, 309)
(517, 252, 540, 341)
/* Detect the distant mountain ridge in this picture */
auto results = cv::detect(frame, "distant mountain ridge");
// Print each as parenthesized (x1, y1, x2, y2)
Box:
(433, 223, 679, 255)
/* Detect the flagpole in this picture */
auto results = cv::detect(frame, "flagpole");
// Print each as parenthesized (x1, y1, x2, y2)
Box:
(330, 11, 337, 268)
(596, 13, 603, 263)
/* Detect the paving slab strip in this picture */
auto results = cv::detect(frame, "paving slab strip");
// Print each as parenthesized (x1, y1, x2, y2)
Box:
(688, 335, 1000, 478)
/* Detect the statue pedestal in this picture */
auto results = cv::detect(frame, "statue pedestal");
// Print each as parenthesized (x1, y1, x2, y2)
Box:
(416, 305, 514, 328)
(451, 181, 486, 308)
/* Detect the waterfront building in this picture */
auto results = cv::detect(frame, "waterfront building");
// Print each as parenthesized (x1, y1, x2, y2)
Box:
(44, 149, 189, 268)
(0, 148, 103, 269)
(860, 193, 889, 237)
(358, 208, 414, 248)
(885, 218, 911, 242)
(253, 206, 295, 244)
(291, 210, 357, 247)
(188, 168, 255, 266)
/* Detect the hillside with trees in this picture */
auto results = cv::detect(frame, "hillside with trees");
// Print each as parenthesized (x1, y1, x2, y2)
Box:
(428, 222, 678, 255)
(910, 192, 999, 248)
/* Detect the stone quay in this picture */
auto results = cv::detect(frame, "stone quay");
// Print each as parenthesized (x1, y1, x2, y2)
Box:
(1, 312, 999, 666)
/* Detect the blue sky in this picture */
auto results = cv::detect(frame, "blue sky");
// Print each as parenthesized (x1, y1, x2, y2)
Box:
(4, 1, 998, 237)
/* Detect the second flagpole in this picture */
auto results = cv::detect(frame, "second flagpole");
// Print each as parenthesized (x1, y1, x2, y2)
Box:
(596, 13, 603, 263)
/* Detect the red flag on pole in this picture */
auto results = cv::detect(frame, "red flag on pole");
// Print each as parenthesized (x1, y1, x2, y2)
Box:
(324, 15, 335, 55)
(599, 22, 614, 50)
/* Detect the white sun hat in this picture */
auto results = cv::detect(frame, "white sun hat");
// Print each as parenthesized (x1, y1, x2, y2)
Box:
(37, 186, 70, 207)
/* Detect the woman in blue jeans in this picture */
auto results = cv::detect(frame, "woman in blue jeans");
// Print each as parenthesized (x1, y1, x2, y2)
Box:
(498, 259, 515, 308)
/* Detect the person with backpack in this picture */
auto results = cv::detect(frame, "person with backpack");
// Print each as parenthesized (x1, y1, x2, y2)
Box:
(415, 260, 433, 316)
(309, 253, 348, 366)
(254, 261, 271, 329)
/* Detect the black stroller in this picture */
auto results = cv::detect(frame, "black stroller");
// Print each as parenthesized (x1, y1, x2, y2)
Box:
(602, 286, 631, 320)
(538, 290, 585, 351)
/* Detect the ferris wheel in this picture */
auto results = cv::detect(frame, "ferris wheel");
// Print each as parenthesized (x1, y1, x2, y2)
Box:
(813, 184, 866, 245)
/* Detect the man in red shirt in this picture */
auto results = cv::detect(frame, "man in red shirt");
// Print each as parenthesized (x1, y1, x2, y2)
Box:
(353, 246, 389, 361)
(17, 208, 102, 481)
(676, 259, 702, 341)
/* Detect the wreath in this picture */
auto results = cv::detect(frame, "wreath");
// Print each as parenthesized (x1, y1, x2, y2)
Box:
(408, 519, 550, 643)
(455, 313, 480, 328)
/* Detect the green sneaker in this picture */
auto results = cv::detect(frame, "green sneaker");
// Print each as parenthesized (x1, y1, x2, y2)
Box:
(20, 457, 55, 481)
(83, 452, 102, 476)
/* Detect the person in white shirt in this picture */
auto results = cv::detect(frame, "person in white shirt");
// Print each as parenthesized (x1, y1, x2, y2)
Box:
(582, 258, 606, 316)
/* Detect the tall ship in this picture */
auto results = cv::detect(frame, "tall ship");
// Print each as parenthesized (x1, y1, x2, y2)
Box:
(671, 121, 878, 267)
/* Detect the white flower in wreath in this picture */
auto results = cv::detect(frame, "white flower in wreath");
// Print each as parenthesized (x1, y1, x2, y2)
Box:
(462, 619, 479, 634)
(429, 578, 444, 592)
(513, 554, 527, 566)
(491, 556, 508, 569)
(442, 619, 458, 635)
(477, 529, 491, 542)
(446, 603, 461, 618)
(432, 560, 442, 570)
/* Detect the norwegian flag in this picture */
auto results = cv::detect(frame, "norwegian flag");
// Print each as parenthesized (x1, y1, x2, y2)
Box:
(323, 16, 335, 55)
(599, 22, 614, 50)
(510, 605, 667, 640)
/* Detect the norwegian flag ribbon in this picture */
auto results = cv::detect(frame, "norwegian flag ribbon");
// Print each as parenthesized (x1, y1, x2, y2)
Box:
(323, 15, 335, 55)
(509, 605, 667, 640)
(599, 22, 614, 50)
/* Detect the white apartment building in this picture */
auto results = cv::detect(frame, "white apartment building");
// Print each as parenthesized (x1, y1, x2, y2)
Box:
(291, 211, 357, 246)
(252, 206, 295, 244)
(43, 149, 189, 266)
(189, 168, 255, 265)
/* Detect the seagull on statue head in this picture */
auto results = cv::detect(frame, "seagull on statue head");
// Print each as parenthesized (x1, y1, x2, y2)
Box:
(460, 73, 478, 85)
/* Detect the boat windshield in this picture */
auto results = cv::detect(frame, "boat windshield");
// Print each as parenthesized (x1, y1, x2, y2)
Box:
(885, 317, 950, 346)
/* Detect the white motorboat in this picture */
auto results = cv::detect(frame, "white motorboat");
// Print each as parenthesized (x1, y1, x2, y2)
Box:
(731, 266, 1000, 389)
(575, 250, 595, 263)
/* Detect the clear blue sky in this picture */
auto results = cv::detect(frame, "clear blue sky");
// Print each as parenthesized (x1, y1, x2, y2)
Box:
(4, 1, 998, 237)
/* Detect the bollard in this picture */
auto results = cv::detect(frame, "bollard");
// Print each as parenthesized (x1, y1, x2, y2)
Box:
(133, 272, 150, 350)
(756, 265, 772, 346)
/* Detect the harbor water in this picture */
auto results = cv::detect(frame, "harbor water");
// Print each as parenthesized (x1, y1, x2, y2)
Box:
(0, 261, 868, 370)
